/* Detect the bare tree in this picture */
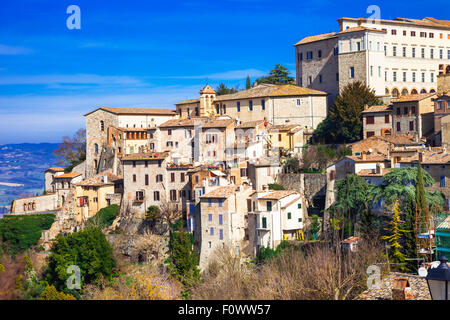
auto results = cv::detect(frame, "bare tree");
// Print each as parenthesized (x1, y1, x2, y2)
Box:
(53, 128, 86, 166)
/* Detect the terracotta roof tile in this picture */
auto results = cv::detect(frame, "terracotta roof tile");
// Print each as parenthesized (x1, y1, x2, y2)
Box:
(75, 171, 121, 187)
(85, 107, 177, 116)
(294, 32, 337, 46)
(357, 168, 391, 177)
(200, 185, 239, 198)
(339, 26, 386, 34)
(159, 117, 208, 128)
(393, 93, 436, 103)
(399, 148, 450, 164)
(121, 152, 170, 161)
(362, 105, 392, 113)
(259, 190, 298, 200)
(200, 84, 216, 94)
(45, 167, 65, 172)
(54, 172, 82, 179)
(236, 120, 266, 129)
(175, 98, 200, 105)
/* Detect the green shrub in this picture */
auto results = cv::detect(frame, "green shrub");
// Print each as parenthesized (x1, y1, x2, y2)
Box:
(0, 214, 55, 255)
(46, 227, 116, 292)
(86, 204, 119, 229)
(268, 183, 285, 190)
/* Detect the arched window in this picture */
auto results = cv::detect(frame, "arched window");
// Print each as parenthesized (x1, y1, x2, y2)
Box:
(24, 203, 27, 211)
(94, 143, 99, 154)
(420, 89, 427, 94)
(391, 88, 399, 98)
(385, 88, 390, 95)
(430, 89, 436, 93)
(401, 88, 408, 96)
(100, 121, 104, 131)
(411, 89, 418, 94)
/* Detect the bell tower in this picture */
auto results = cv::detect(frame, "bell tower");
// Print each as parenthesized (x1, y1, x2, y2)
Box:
(199, 84, 216, 116)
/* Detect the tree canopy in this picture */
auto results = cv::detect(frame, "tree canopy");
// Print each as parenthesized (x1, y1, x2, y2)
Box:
(215, 83, 239, 96)
(254, 64, 295, 85)
(53, 128, 86, 167)
(313, 81, 381, 143)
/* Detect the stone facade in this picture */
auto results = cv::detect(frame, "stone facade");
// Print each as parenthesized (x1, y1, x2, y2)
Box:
(362, 105, 393, 139)
(11, 193, 58, 214)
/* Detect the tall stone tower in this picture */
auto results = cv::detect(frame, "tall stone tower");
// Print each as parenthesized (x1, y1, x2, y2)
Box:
(199, 84, 216, 116)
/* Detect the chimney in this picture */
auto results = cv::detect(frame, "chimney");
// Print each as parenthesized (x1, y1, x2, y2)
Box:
(104, 175, 108, 184)
(361, 152, 367, 160)
(392, 277, 414, 300)
(364, 104, 369, 111)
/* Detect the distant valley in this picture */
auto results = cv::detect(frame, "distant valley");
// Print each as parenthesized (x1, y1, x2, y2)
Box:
(0, 143, 60, 211)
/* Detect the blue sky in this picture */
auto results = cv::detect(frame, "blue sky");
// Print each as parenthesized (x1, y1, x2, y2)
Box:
(0, 0, 448, 144)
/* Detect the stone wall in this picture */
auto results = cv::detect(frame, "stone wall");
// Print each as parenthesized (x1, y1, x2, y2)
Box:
(12, 194, 58, 214)
(438, 73, 450, 95)
(276, 173, 326, 206)
(338, 50, 367, 94)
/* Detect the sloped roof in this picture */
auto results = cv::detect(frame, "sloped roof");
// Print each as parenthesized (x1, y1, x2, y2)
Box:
(200, 185, 239, 199)
(393, 93, 436, 103)
(398, 148, 450, 165)
(362, 105, 392, 113)
(121, 152, 169, 161)
(259, 190, 298, 200)
(236, 120, 266, 129)
(294, 32, 337, 46)
(75, 171, 121, 187)
(200, 84, 216, 95)
(159, 117, 208, 128)
(84, 107, 177, 117)
(54, 172, 82, 179)
(339, 26, 386, 34)
(44, 167, 65, 172)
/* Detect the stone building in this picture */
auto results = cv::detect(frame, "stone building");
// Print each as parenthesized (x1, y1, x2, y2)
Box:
(248, 190, 305, 254)
(296, 16, 450, 103)
(441, 113, 450, 146)
(362, 104, 393, 138)
(84, 107, 177, 178)
(392, 93, 436, 140)
(198, 184, 254, 269)
(176, 84, 328, 130)
(44, 167, 65, 194)
(11, 194, 59, 215)
(73, 171, 122, 223)
(53, 172, 83, 208)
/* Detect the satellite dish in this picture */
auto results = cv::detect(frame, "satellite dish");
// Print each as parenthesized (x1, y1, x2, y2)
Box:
(418, 267, 428, 277)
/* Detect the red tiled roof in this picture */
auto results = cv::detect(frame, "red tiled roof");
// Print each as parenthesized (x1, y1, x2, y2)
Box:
(393, 93, 436, 103)
(294, 32, 337, 46)
(362, 105, 392, 113)
(44, 167, 65, 172)
(200, 185, 239, 198)
(84, 107, 177, 117)
(54, 172, 82, 179)
(259, 190, 298, 200)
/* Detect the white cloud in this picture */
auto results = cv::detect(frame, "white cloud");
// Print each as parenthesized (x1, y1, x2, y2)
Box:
(0, 44, 33, 55)
(0, 74, 147, 87)
(169, 69, 266, 80)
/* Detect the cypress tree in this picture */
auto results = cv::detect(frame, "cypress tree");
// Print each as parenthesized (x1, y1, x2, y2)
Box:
(246, 75, 251, 89)
(415, 156, 428, 220)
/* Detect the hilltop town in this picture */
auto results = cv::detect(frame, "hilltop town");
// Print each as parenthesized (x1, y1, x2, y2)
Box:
(2, 15, 450, 300)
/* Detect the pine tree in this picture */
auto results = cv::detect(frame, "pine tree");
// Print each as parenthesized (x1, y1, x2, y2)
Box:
(382, 201, 409, 271)
(246, 75, 251, 89)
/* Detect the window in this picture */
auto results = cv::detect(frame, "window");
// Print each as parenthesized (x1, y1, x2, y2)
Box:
(422, 72, 425, 83)
(393, 71, 397, 82)
(308, 76, 312, 85)
(219, 214, 223, 225)
(336, 72, 339, 81)
(262, 217, 267, 229)
(441, 176, 446, 187)
(219, 229, 223, 240)
(156, 174, 163, 182)
(440, 49, 443, 59)
(195, 107, 199, 116)
(278, 133, 282, 142)
(223, 104, 226, 114)
(261, 99, 265, 110)
(208, 213, 212, 220)
(350, 67, 355, 79)
(218, 199, 223, 207)
(384, 45, 387, 56)
(431, 73, 434, 83)
(396, 122, 401, 131)
(391, 29, 397, 35)
(237, 101, 240, 112)
(420, 32, 426, 38)
(385, 115, 390, 123)
(132, 161, 136, 168)
(94, 143, 99, 154)
(403, 30, 406, 36)
(180, 172, 185, 182)
(404, 107, 408, 115)
(366, 116, 375, 124)
(396, 107, 401, 115)
(429, 33, 434, 38)
(298, 52, 303, 61)
(411, 106, 416, 114)
(411, 31, 416, 37)
(133, 174, 136, 182)
(357, 42, 361, 51)
(378, 66, 381, 77)
(267, 201, 272, 212)
(403, 47, 406, 57)
(287, 212, 291, 219)
(216, 104, 220, 114)
(412, 47, 416, 57)
(136, 191, 144, 201)
(412, 72, 416, 82)
(307, 51, 313, 60)
(318, 50, 322, 58)
(409, 121, 414, 131)
(210, 227, 214, 235)
(421, 48, 425, 58)
(403, 72, 406, 82)
(168, 129, 172, 135)
(249, 100, 253, 111)
(240, 168, 247, 177)
(170, 172, 175, 182)
(166, 141, 173, 147)
(100, 120, 104, 131)
(430, 48, 434, 59)
(367, 131, 375, 138)
(296, 99, 301, 106)
(145, 174, 149, 186)
(170, 190, 177, 202)
(297, 203, 302, 209)
(154, 191, 160, 201)
(319, 75, 322, 83)
(393, 46, 397, 56)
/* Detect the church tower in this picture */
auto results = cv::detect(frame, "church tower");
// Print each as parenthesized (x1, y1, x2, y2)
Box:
(199, 84, 216, 116)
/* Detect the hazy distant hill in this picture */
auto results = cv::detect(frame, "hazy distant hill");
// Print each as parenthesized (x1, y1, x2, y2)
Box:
(0, 143, 60, 207)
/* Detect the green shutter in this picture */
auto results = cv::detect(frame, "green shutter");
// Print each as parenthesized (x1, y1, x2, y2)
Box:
(297, 203, 302, 209)
(288, 212, 291, 219)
